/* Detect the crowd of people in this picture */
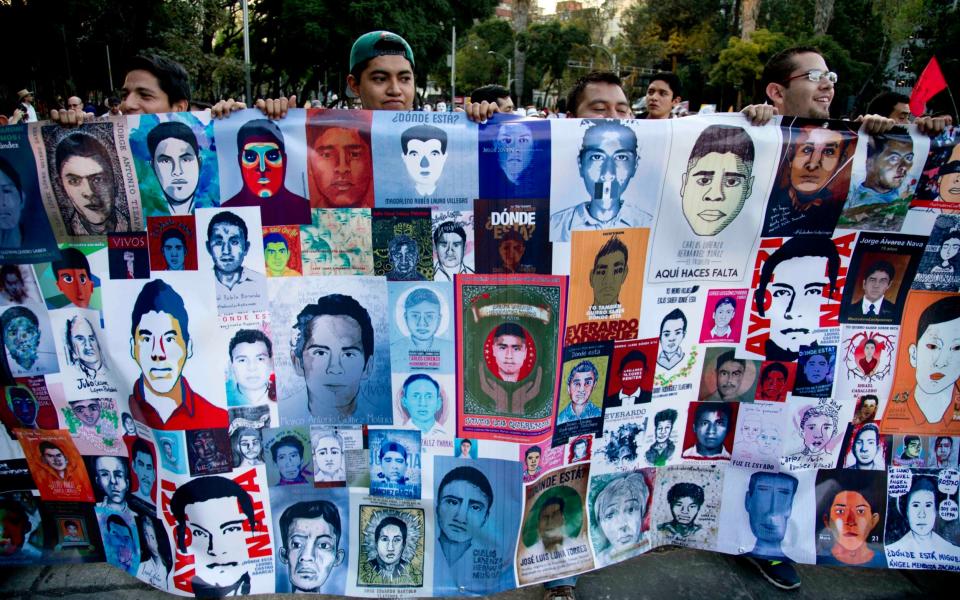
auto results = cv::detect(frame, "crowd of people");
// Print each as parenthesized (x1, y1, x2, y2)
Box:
(3, 28, 954, 600)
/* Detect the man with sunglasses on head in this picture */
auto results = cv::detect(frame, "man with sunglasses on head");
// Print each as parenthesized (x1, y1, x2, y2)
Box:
(742, 46, 949, 137)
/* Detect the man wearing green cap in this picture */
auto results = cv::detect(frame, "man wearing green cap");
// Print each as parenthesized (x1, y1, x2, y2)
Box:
(347, 31, 417, 111)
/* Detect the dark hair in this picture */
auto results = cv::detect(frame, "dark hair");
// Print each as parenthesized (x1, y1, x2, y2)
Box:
(374, 515, 407, 545)
(897, 475, 938, 519)
(263, 232, 288, 249)
(760, 361, 789, 382)
(131, 438, 153, 464)
(619, 350, 647, 371)
(39, 441, 61, 455)
(854, 423, 880, 446)
(714, 296, 737, 312)
(541, 496, 565, 518)
(404, 287, 440, 310)
(649, 72, 682, 97)
(715, 350, 745, 372)
(388, 234, 418, 258)
(935, 436, 953, 447)
(55, 133, 112, 176)
(400, 124, 447, 154)
(756, 236, 840, 316)
(271, 434, 304, 463)
(0, 265, 24, 285)
(863, 338, 878, 349)
(51, 247, 92, 277)
(0, 156, 22, 195)
(593, 235, 628, 272)
(402, 373, 440, 397)
(693, 402, 732, 426)
(378, 441, 407, 461)
(667, 482, 704, 506)
(229, 328, 273, 360)
(236, 118, 284, 153)
(136, 513, 172, 572)
(106, 513, 132, 537)
(747, 471, 799, 497)
(525, 445, 541, 457)
(654, 408, 678, 427)
(866, 91, 910, 118)
(863, 261, 895, 284)
(860, 394, 879, 404)
(294, 294, 373, 363)
(688, 126, 755, 174)
(130, 279, 190, 344)
(762, 46, 823, 91)
(866, 132, 913, 163)
(567, 359, 599, 386)
(1, 305, 38, 330)
(493, 322, 526, 341)
(917, 296, 960, 340)
(127, 54, 191, 106)
(433, 220, 466, 247)
(565, 71, 624, 115)
(904, 435, 921, 446)
(160, 227, 187, 248)
(471, 84, 511, 105)
(659, 308, 687, 335)
(279, 500, 342, 550)
(207, 210, 249, 243)
(147, 121, 198, 159)
(437, 466, 493, 515)
(170, 476, 257, 552)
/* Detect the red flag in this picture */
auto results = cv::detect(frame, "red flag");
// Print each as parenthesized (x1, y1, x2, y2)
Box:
(910, 56, 948, 117)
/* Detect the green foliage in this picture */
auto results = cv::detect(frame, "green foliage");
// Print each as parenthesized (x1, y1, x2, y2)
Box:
(450, 19, 515, 97)
(709, 29, 790, 102)
(520, 20, 591, 102)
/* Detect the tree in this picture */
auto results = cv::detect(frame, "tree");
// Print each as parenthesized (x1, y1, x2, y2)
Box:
(709, 29, 790, 106)
(512, 0, 532, 103)
(521, 20, 591, 106)
(448, 19, 515, 97)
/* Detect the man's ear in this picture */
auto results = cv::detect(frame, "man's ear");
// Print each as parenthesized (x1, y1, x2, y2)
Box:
(186, 338, 193, 361)
(130, 336, 136, 361)
(279, 546, 289, 565)
(909, 343, 917, 369)
(347, 74, 361, 98)
(672, 96, 681, 108)
(745, 175, 755, 199)
(291, 349, 304, 377)
(171, 99, 190, 113)
(680, 172, 688, 197)
(765, 82, 785, 106)
(334, 548, 345, 567)
(361, 355, 373, 380)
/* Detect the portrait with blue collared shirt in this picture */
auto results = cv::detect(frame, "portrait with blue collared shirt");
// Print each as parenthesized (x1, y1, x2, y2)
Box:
(548, 118, 669, 242)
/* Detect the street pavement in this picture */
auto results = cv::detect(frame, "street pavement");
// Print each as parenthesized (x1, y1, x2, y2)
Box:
(1, 547, 957, 599)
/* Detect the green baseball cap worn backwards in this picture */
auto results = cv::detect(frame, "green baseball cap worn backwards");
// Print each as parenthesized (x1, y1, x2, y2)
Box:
(350, 31, 415, 73)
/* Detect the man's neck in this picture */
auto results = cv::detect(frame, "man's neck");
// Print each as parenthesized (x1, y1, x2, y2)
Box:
(415, 182, 437, 196)
(216, 267, 245, 290)
(571, 401, 587, 416)
(143, 379, 185, 409)
(309, 393, 356, 419)
(696, 443, 722, 456)
(587, 198, 621, 223)
(410, 336, 436, 350)
(439, 532, 472, 564)
(167, 196, 195, 216)
(913, 384, 954, 424)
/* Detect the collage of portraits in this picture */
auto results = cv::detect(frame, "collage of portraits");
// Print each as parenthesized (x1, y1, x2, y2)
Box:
(0, 106, 958, 598)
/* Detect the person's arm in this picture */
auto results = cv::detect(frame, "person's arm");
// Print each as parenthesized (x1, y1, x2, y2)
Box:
(740, 103, 778, 126)
(462, 100, 500, 123)
(210, 95, 297, 120)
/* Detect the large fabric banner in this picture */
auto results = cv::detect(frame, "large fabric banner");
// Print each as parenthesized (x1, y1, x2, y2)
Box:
(0, 110, 959, 596)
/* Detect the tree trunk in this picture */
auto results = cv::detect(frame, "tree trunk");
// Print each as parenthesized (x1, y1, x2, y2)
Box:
(814, 0, 835, 36)
(513, 0, 531, 103)
(740, 0, 761, 39)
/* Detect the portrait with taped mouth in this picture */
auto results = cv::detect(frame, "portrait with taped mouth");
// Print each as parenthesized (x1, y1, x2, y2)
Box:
(549, 118, 668, 242)
(761, 118, 858, 237)
(37, 121, 141, 237)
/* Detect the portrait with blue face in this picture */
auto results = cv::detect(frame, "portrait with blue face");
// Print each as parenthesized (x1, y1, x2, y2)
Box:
(478, 117, 550, 200)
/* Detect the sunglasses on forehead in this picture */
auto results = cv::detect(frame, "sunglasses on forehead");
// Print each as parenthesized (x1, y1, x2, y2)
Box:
(783, 69, 838, 85)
